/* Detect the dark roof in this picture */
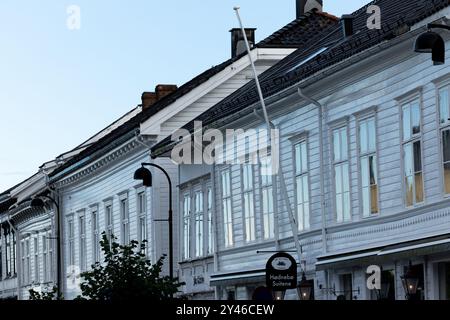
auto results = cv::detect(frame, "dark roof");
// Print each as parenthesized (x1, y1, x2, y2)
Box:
(48, 11, 337, 179)
(151, 0, 450, 156)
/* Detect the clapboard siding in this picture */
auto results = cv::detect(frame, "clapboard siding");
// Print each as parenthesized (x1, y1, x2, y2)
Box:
(212, 39, 450, 276)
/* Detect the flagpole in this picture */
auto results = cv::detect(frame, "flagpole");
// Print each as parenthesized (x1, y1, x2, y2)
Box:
(233, 6, 304, 270)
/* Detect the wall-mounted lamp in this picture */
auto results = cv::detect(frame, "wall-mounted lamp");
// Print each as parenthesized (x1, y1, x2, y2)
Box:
(414, 23, 450, 65)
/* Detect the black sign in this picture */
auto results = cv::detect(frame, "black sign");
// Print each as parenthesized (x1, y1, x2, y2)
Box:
(266, 252, 297, 291)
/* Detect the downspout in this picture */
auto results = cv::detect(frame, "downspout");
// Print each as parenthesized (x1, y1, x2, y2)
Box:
(297, 88, 328, 254)
(211, 162, 221, 299)
(6, 209, 21, 300)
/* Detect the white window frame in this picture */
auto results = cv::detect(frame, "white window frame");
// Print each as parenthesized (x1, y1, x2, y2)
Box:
(182, 192, 191, 260)
(293, 139, 310, 231)
(34, 237, 39, 283)
(79, 211, 87, 272)
(119, 193, 130, 245)
(104, 201, 114, 246)
(221, 169, 234, 247)
(331, 124, 351, 223)
(242, 163, 256, 242)
(136, 190, 148, 255)
(90, 205, 100, 264)
(42, 234, 48, 282)
(437, 84, 450, 197)
(68, 216, 75, 268)
(260, 154, 275, 240)
(206, 186, 214, 255)
(400, 96, 424, 208)
(357, 114, 379, 218)
(194, 189, 204, 257)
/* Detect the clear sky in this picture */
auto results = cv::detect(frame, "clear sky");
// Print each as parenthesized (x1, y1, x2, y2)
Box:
(0, 0, 370, 192)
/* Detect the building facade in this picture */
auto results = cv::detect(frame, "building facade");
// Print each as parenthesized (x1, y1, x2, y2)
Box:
(151, 0, 450, 300)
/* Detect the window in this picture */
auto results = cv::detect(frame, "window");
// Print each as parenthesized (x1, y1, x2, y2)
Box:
(359, 117, 379, 217)
(0, 232, 2, 279)
(206, 187, 214, 254)
(221, 170, 233, 247)
(42, 235, 48, 282)
(439, 87, 450, 195)
(137, 192, 147, 254)
(105, 203, 114, 246)
(26, 239, 30, 284)
(21, 241, 26, 284)
(91, 208, 100, 263)
(242, 163, 255, 242)
(194, 190, 204, 257)
(182, 194, 191, 260)
(295, 141, 310, 230)
(34, 237, 39, 283)
(333, 127, 351, 222)
(49, 233, 54, 282)
(79, 214, 86, 271)
(68, 217, 75, 267)
(260, 156, 274, 239)
(120, 197, 129, 245)
(402, 100, 423, 206)
(5, 228, 16, 276)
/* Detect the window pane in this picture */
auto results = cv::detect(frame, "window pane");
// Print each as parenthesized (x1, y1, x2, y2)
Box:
(371, 185, 378, 214)
(413, 141, 422, 173)
(335, 165, 342, 194)
(411, 103, 421, 135)
(333, 130, 341, 161)
(341, 128, 348, 159)
(369, 156, 377, 185)
(443, 130, 450, 162)
(405, 176, 414, 207)
(404, 144, 413, 177)
(403, 105, 411, 141)
(360, 121, 368, 154)
(368, 119, 376, 152)
(362, 186, 370, 217)
(415, 172, 424, 203)
(361, 156, 369, 187)
(336, 194, 343, 222)
(295, 144, 302, 174)
(301, 142, 308, 173)
(440, 88, 449, 125)
(444, 163, 450, 194)
(343, 192, 351, 221)
(296, 176, 304, 204)
(342, 164, 350, 193)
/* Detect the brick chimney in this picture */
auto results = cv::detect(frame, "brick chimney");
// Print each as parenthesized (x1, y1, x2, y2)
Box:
(141, 84, 178, 110)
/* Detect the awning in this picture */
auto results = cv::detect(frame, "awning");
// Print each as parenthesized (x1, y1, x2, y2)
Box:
(316, 233, 450, 271)
(210, 269, 266, 287)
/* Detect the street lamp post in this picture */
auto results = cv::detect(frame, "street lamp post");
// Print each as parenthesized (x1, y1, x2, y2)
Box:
(30, 195, 62, 299)
(133, 163, 174, 285)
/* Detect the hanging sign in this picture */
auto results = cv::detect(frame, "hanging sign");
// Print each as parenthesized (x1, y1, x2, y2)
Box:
(266, 252, 297, 291)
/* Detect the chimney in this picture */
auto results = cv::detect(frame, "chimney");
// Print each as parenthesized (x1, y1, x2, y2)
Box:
(230, 28, 256, 58)
(141, 84, 178, 110)
(341, 15, 354, 37)
(296, 0, 323, 18)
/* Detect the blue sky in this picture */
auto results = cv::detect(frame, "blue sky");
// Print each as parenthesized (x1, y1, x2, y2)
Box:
(0, 0, 370, 192)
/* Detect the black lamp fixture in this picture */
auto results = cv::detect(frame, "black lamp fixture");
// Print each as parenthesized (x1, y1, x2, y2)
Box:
(272, 290, 286, 301)
(30, 197, 46, 208)
(133, 166, 152, 187)
(414, 23, 450, 65)
(297, 273, 313, 300)
(401, 261, 419, 299)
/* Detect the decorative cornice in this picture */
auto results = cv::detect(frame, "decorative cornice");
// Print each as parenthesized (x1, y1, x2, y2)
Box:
(54, 139, 143, 188)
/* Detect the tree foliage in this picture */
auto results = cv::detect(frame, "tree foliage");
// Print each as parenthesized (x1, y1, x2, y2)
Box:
(77, 233, 182, 301)
(29, 286, 61, 300)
